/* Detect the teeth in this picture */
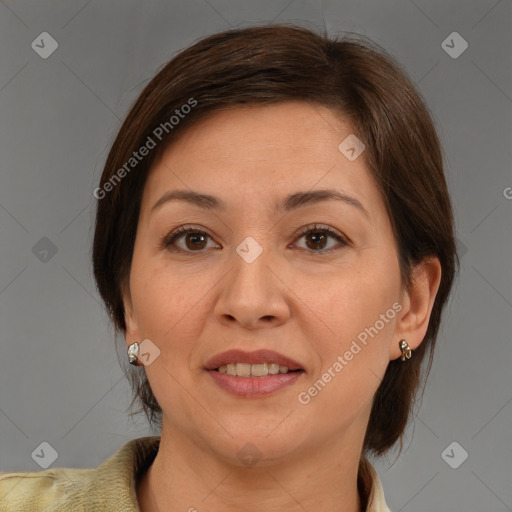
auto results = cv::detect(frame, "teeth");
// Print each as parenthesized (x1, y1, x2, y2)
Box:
(268, 363, 280, 375)
(217, 362, 292, 377)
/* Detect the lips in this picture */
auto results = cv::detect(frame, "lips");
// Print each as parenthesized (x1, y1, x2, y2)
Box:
(204, 349, 304, 372)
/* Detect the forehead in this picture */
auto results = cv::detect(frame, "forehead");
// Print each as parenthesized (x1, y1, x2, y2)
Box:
(158, 101, 353, 167)
(141, 102, 382, 219)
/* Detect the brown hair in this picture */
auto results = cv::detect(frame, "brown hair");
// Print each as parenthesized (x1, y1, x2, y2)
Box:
(92, 24, 458, 467)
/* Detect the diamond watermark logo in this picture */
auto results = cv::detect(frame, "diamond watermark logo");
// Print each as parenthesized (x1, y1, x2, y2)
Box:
(31, 441, 59, 469)
(338, 134, 365, 161)
(441, 32, 468, 59)
(31, 32, 59, 59)
(138, 338, 161, 366)
(441, 441, 468, 469)
(32, 237, 58, 262)
(236, 236, 263, 264)
(237, 442, 262, 467)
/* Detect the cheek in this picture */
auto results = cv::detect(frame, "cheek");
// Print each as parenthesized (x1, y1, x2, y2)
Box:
(129, 252, 215, 361)
(129, 254, 176, 338)
(304, 257, 398, 350)
(298, 269, 395, 419)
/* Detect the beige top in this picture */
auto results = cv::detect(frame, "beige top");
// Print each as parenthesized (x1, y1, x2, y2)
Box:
(0, 436, 392, 511)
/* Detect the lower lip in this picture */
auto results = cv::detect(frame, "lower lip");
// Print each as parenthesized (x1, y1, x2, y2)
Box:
(206, 370, 305, 397)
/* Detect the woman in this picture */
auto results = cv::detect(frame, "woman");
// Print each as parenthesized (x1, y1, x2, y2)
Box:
(0, 24, 458, 512)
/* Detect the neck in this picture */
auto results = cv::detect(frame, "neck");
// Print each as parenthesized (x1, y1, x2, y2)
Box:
(137, 422, 368, 512)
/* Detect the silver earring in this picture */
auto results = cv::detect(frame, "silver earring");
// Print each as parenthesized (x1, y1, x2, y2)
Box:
(399, 339, 412, 361)
(128, 342, 140, 366)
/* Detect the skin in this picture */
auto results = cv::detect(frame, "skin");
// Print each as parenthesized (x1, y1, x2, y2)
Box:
(122, 101, 442, 512)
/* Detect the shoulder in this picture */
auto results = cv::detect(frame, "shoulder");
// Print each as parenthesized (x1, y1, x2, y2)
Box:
(0, 467, 92, 511)
(361, 458, 393, 512)
(0, 436, 160, 511)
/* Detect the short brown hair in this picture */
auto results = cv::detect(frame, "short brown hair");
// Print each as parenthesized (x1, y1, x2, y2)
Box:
(92, 24, 458, 461)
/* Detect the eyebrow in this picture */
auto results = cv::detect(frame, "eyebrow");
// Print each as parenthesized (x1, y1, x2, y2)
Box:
(150, 188, 369, 218)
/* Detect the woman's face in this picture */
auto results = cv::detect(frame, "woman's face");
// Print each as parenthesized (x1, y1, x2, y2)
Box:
(123, 101, 416, 464)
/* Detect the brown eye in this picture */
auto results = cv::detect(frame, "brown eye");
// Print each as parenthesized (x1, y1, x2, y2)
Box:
(160, 224, 348, 255)
(161, 227, 217, 252)
(294, 224, 348, 253)
(182, 232, 208, 250)
(304, 231, 328, 250)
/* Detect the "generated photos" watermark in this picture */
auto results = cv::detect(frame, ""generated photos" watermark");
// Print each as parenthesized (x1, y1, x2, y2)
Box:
(298, 301, 403, 405)
(93, 97, 197, 200)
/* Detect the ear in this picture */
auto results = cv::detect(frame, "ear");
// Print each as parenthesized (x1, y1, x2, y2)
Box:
(391, 256, 442, 360)
(121, 277, 142, 345)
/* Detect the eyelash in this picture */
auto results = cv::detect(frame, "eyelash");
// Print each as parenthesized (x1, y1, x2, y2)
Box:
(159, 224, 349, 255)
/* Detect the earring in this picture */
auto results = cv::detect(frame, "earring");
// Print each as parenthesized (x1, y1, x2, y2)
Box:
(128, 342, 140, 366)
(399, 339, 412, 361)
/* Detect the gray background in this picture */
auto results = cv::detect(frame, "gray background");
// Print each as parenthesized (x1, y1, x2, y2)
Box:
(0, 1, 511, 510)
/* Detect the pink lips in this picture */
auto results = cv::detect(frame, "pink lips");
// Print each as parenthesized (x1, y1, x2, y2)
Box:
(207, 370, 304, 397)
(204, 348, 305, 398)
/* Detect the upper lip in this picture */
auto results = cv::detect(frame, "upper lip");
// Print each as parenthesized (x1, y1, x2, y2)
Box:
(204, 349, 304, 371)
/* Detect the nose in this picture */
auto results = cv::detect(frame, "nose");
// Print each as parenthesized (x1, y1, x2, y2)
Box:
(214, 243, 291, 330)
